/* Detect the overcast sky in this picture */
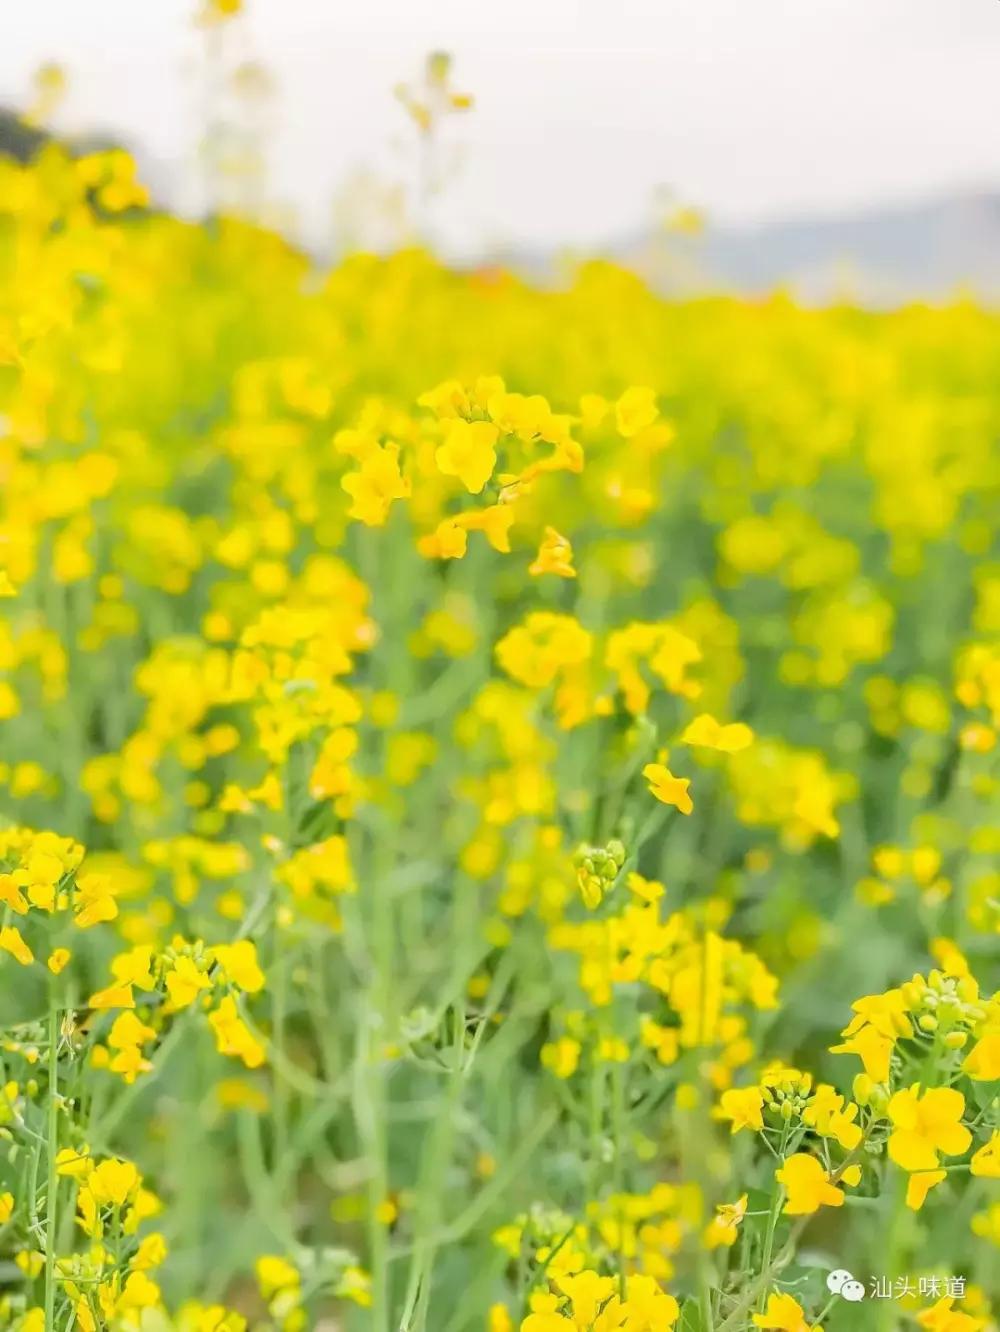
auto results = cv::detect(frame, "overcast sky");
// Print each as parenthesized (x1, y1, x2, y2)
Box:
(2, 0, 999, 252)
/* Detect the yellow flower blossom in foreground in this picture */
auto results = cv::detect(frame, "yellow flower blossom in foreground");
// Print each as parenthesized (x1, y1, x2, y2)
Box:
(887, 1086, 971, 1172)
(963, 1032, 1000, 1081)
(916, 1297, 987, 1332)
(970, 1131, 1000, 1178)
(87, 1158, 140, 1206)
(776, 1153, 846, 1215)
(752, 1292, 820, 1331)
(519, 1270, 678, 1331)
(906, 1169, 947, 1210)
(164, 956, 212, 1009)
(88, 982, 135, 1010)
(435, 419, 499, 493)
(830, 986, 913, 1082)
(211, 940, 265, 993)
(716, 1085, 764, 1134)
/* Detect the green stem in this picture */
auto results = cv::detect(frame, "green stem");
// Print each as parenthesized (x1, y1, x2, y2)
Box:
(45, 995, 59, 1331)
(756, 1124, 788, 1313)
(272, 920, 289, 1177)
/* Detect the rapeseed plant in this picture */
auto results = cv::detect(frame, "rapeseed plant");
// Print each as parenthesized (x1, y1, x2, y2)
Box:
(0, 41, 998, 1332)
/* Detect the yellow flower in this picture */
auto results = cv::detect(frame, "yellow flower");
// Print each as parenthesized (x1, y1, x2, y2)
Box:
(108, 1011, 156, 1049)
(830, 988, 912, 1081)
(111, 946, 157, 989)
(417, 378, 469, 418)
(554, 1271, 625, 1329)
(88, 983, 135, 1010)
(615, 386, 658, 438)
(529, 527, 576, 578)
(209, 995, 266, 1068)
(970, 1131, 1000, 1178)
(0, 873, 28, 914)
(495, 612, 592, 689)
(119, 1271, 161, 1311)
(490, 1305, 514, 1332)
(47, 947, 71, 974)
(752, 1292, 819, 1332)
(418, 517, 468, 560)
(887, 1086, 971, 1172)
(202, 0, 243, 20)
(963, 1032, 1000, 1081)
(0, 925, 34, 966)
(775, 1153, 845, 1215)
(164, 956, 212, 1009)
(621, 1273, 679, 1328)
(681, 713, 753, 753)
(800, 1084, 862, 1150)
(642, 763, 693, 815)
(435, 419, 498, 494)
(459, 503, 516, 553)
(704, 1193, 748, 1248)
(829, 1024, 893, 1082)
(716, 1086, 764, 1134)
(73, 872, 118, 927)
(627, 872, 665, 903)
(971, 1201, 1000, 1246)
(211, 939, 265, 993)
(906, 1169, 946, 1210)
(87, 1158, 140, 1206)
(341, 443, 410, 525)
(255, 1254, 300, 1299)
(55, 1147, 93, 1179)
(521, 1301, 568, 1332)
(916, 1297, 986, 1331)
(0, 1191, 13, 1223)
(540, 1037, 581, 1080)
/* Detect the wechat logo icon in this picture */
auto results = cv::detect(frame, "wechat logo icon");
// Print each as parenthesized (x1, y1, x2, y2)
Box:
(827, 1269, 866, 1302)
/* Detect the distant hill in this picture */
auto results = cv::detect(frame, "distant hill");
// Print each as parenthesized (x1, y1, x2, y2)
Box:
(498, 192, 1000, 306)
(638, 192, 1000, 304)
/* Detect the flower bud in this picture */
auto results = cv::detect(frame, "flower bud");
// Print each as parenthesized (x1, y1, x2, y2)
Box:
(853, 1073, 874, 1106)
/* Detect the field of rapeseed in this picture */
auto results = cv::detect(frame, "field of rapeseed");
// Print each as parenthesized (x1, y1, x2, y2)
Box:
(2, 70, 1000, 1332)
